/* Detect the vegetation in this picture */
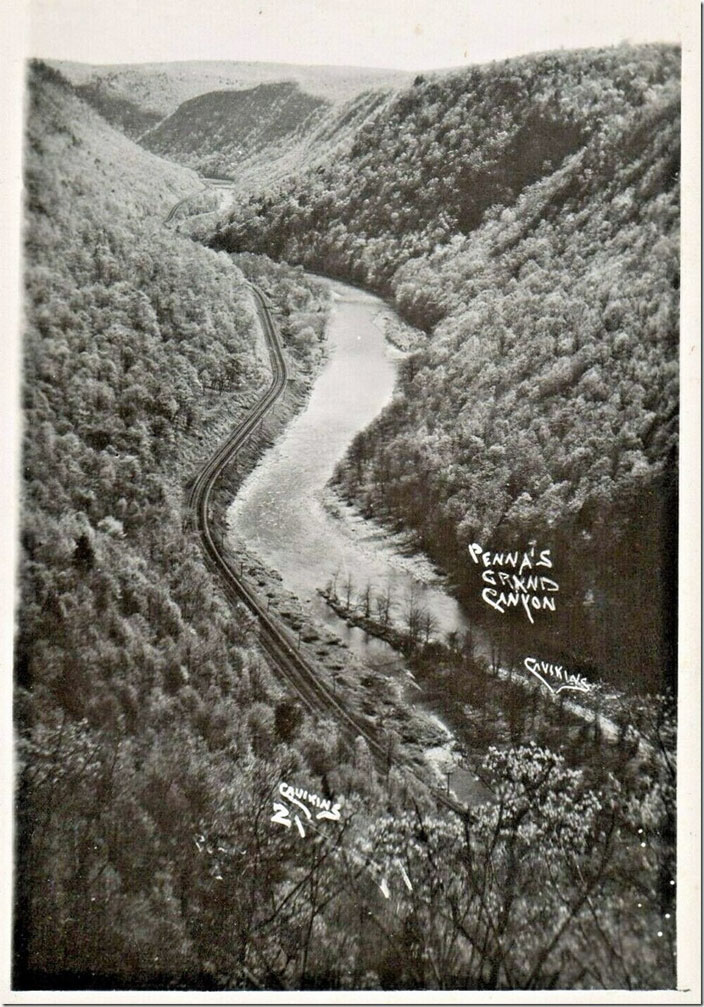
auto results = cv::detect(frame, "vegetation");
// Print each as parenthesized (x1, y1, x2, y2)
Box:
(16, 55, 678, 991)
(142, 83, 329, 177)
(142, 84, 398, 196)
(52, 58, 412, 121)
(73, 80, 162, 138)
(17, 61, 357, 988)
(54, 60, 411, 187)
(211, 43, 680, 693)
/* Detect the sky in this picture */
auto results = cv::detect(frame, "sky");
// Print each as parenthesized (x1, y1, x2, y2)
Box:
(25, 0, 687, 71)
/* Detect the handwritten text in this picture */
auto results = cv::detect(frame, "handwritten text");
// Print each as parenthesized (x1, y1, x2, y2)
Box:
(271, 782, 341, 839)
(524, 656, 590, 696)
(468, 542, 559, 623)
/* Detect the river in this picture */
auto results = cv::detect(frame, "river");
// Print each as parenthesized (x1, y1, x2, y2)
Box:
(227, 277, 486, 802)
(227, 277, 473, 663)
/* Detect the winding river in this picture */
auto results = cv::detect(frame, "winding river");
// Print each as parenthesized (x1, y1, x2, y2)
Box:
(227, 277, 474, 669)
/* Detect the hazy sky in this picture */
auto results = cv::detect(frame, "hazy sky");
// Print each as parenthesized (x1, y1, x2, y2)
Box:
(27, 0, 685, 70)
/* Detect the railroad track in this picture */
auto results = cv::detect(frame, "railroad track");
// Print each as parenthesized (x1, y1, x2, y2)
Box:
(174, 199, 468, 815)
(164, 181, 208, 223)
(185, 285, 395, 751)
(185, 286, 367, 724)
(164, 176, 235, 223)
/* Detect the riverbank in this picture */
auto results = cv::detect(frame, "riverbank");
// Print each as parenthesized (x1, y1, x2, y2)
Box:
(200, 265, 655, 801)
(321, 483, 646, 748)
(202, 272, 498, 800)
(225, 532, 494, 805)
(316, 576, 662, 772)
(184, 267, 481, 798)
(321, 485, 451, 588)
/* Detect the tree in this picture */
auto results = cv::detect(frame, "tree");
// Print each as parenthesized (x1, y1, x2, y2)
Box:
(420, 608, 438, 646)
(274, 698, 304, 743)
(342, 572, 355, 613)
(403, 585, 423, 650)
(375, 583, 393, 628)
(358, 581, 373, 619)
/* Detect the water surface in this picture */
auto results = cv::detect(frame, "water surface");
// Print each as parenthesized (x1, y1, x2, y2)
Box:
(227, 277, 473, 666)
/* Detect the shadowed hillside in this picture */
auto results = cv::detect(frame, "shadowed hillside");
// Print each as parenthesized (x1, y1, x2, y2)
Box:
(148, 84, 398, 191)
(72, 80, 163, 138)
(141, 82, 329, 176)
(54, 57, 407, 190)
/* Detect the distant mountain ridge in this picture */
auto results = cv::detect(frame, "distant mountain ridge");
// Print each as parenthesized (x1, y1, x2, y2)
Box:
(48, 58, 413, 117)
(48, 58, 411, 180)
(140, 81, 396, 187)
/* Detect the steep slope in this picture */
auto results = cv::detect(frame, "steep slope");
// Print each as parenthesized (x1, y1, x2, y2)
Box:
(210, 43, 680, 691)
(52, 59, 408, 195)
(213, 45, 678, 292)
(141, 81, 329, 177)
(147, 83, 395, 192)
(17, 61, 343, 986)
(334, 93, 679, 692)
(19, 59, 261, 979)
(72, 79, 163, 138)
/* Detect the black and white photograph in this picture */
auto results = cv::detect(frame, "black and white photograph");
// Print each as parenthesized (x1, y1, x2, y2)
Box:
(3, 0, 700, 997)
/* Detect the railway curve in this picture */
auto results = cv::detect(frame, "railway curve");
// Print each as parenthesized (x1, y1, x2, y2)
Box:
(169, 192, 469, 815)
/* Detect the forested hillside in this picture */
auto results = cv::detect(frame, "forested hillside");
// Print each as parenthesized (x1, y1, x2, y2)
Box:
(54, 58, 408, 193)
(16, 58, 677, 991)
(211, 44, 680, 691)
(142, 83, 396, 192)
(18, 61, 372, 986)
(141, 82, 329, 177)
(72, 80, 163, 138)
